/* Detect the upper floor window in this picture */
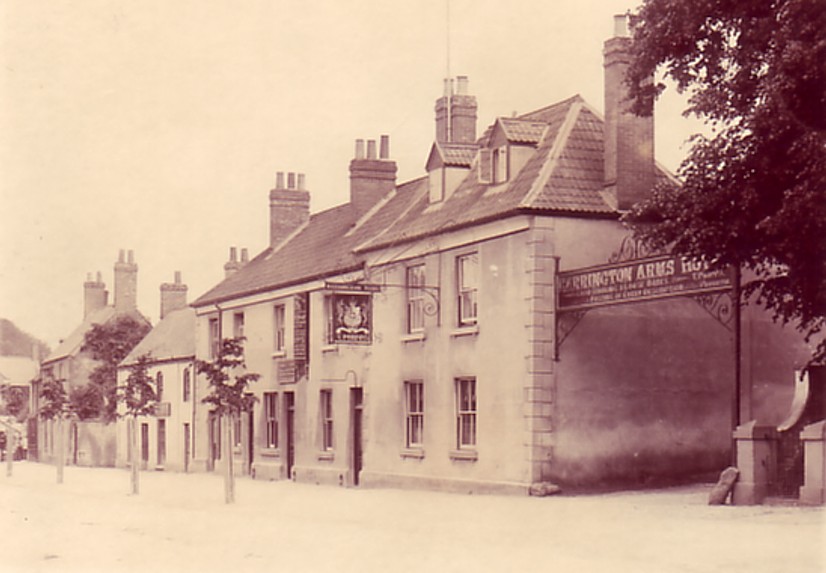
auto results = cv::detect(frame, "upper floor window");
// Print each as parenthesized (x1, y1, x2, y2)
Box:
(233, 312, 245, 340)
(182, 368, 191, 402)
(406, 264, 426, 333)
(320, 389, 334, 451)
(273, 304, 286, 353)
(457, 253, 479, 326)
(208, 318, 220, 359)
(155, 371, 164, 402)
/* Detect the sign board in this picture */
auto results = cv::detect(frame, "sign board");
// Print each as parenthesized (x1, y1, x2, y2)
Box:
(558, 255, 732, 311)
(277, 360, 299, 385)
(330, 293, 372, 344)
(325, 281, 382, 293)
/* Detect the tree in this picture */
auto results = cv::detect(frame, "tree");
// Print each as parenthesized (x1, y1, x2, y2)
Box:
(0, 384, 30, 421)
(195, 337, 259, 503)
(624, 0, 826, 366)
(39, 376, 70, 483)
(81, 315, 150, 421)
(118, 353, 158, 495)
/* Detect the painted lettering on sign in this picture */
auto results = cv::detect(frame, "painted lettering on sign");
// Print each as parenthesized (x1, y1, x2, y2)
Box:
(558, 256, 732, 311)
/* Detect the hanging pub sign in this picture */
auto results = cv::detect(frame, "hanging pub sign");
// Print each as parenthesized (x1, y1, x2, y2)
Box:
(331, 293, 373, 345)
(558, 255, 732, 312)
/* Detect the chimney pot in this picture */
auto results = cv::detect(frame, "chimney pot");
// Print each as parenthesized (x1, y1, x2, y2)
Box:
(118, 249, 125, 263)
(287, 172, 296, 189)
(174, 270, 181, 284)
(96, 271, 102, 283)
(613, 14, 630, 37)
(241, 248, 249, 263)
(297, 173, 306, 190)
(380, 135, 390, 159)
(276, 172, 285, 189)
(456, 76, 469, 95)
(127, 250, 134, 264)
(86, 272, 92, 282)
(355, 139, 365, 159)
(229, 246, 238, 262)
(367, 140, 377, 159)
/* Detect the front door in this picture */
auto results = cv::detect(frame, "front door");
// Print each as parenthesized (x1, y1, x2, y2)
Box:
(351, 387, 363, 486)
(140, 423, 149, 470)
(284, 392, 295, 479)
(208, 412, 220, 472)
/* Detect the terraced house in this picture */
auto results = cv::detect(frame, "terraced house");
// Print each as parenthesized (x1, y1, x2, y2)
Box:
(190, 20, 808, 493)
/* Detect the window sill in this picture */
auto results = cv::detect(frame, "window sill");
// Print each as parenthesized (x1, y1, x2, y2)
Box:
(260, 448, 280, 458)
(400, 332, 426, 344)
(449, 449, 478, 461)
(271, 350, 287, 359)
(450, 324, 479, 338)
(317, 451, 335, 461)
(400, 448, 425, 459)
(321, 344, 338, 354)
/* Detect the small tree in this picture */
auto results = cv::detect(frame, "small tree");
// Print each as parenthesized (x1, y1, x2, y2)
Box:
(118, 354, 157, 495)
(81, 315, 151, 421)
(195, 337, 259, 503)
(0, 384, 30, 422)
(39, 377, 70, 484)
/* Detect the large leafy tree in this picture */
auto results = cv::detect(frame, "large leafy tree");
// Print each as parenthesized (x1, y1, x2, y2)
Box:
(81, 315, 150, 421)
(625, 0, 826, 365)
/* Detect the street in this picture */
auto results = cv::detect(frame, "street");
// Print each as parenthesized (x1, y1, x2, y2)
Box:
(1, 462, 823, 573)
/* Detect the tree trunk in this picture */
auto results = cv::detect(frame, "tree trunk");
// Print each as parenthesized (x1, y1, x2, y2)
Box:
(224, 412, 234, 504)
(130, 416, 139, 495)
(56, 417, 64, 484)
(6, 430, 15, 477)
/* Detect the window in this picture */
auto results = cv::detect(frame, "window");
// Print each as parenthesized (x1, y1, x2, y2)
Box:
(264, 392, 278, 448)
(455, 377, 476, 448)
(155, 371, 164, 402)
(273, 304, 286, 353)
(324, 296, 335, 345)
(208, 318, 220, 359)
(493, 145, 508, 183)
(182, 368, 191, 402)
(157, 419, 166, 466)
(320, 389, 333, 450)
(404, 381, 424, 448)
(233, 312, 245, 339)
(457, 253, 479, 325)
(406, 264, 426, 333)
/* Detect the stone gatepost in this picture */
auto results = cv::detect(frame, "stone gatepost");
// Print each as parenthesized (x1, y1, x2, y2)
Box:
(732, 420, 777, 505)
(799, 420, 826, 505)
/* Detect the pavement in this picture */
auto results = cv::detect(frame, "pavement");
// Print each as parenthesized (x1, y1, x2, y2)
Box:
(1, 461, 823, 573)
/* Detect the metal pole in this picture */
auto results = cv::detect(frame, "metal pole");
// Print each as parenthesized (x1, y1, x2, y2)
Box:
(130, 416, 139, 495)
(224, 412, 234, 503)
(56, 417, 64, 484)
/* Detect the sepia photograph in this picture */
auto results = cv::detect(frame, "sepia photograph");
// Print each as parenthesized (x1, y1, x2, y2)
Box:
(1, 1, 824, 571)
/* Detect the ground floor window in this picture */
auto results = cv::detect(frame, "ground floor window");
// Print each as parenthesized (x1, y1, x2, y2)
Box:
(157, 419, 166, 466)
(320, 389, 333, 450)
(264, 392, 278, 448)
(404, 381, 424, 448)
(455, 377, 476, 448)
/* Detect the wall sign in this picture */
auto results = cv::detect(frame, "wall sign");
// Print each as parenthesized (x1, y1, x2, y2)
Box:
(331, 293, 372, 345)
(558, 255, 732, 311)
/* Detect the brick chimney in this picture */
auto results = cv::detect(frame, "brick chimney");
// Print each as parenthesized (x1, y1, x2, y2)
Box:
(224, 247, 249, 278)
(270, 171, 310, 248)
(435, 76, 478, 144)
(113, 249, 138, 313)
(83, 271, 107, 319)
(349, 135, 397, 216)
(603, 14, 654, 211)
(159, 271, 188, 320)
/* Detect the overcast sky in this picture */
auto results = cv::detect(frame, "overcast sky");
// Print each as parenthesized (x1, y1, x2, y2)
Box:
(0, 0, 701, 348)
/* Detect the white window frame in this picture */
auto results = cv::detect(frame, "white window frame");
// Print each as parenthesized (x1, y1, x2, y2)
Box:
(457, 253, 479, 326)
(406, 264, 426, 333)
(455, 377, 477, 449)
(263, 392, 278, 449)
(233, 312, 245, 340)
(273, 304, 286, 353)
(208, 318, 220, 359)
(404, 380, 424, 448)
(320, 389, 334, 451)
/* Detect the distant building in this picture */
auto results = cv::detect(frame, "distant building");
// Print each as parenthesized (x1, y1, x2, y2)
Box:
(189, 18, 810, 493)
(116, 272, 195, 472)
(34, 250, 150, 467)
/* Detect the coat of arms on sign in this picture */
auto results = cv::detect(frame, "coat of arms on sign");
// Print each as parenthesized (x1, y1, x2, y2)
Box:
(333, 294, 372, 344)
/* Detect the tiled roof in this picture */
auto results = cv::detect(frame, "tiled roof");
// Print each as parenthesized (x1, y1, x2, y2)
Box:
(193, 93, 677, 305)
(498, 118, 547, 144)
(120, 308, 195, 367)
(43, 307, 149, 365)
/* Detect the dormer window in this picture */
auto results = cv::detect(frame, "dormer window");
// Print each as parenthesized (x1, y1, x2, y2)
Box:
(492, 145, 508, 184)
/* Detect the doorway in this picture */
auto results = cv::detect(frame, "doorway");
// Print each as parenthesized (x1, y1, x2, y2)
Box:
(140, 423, 149, 470)
(183, 423, 190, 472)
(351, 387, 363, 486)
(284, 392, 295, 480)
(208, 412, 220, 472)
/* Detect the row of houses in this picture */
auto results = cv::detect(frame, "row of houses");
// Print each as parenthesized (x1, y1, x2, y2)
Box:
(30, 18, 810, 494)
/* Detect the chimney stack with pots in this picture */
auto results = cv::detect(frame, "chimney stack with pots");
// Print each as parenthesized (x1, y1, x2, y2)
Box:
(603, 14, 654, 210)
(159, 271, 188, 320)
(113, 249, 138, 313)
(349, 135, 397, 216)
(435, 76, 478, 145)
(269, 171, 310, 248)
(83, 271, 108, 319)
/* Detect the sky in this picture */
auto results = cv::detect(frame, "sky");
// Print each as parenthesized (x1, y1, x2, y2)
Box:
(0, 0, 702, 348)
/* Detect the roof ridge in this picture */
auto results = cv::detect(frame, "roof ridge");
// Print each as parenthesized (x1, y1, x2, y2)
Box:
(353, 177, 430, 253)
(517, 94, 584, 121)
(520, 99, 584, 208)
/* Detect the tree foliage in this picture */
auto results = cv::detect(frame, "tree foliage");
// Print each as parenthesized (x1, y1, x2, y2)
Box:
(119, 354, 158, 418)
(68, 384, 103, 421)
(625, 0, 826, 365)
(196, 338, 259, 417)
(39, 377, 69, 421)
(0, 384, 30, 421)
(80, 315, 150, 421)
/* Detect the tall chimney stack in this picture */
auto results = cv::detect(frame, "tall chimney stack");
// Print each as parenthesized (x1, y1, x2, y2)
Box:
(269, 171, 310, 248)
(159, 271, 188, 320)
(603, 14, 654, 210)
(83, 271, 108, 319)
(113, 249, 138, 313)
(435, 76, 477, 144)
(349, 135, 397, 216)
